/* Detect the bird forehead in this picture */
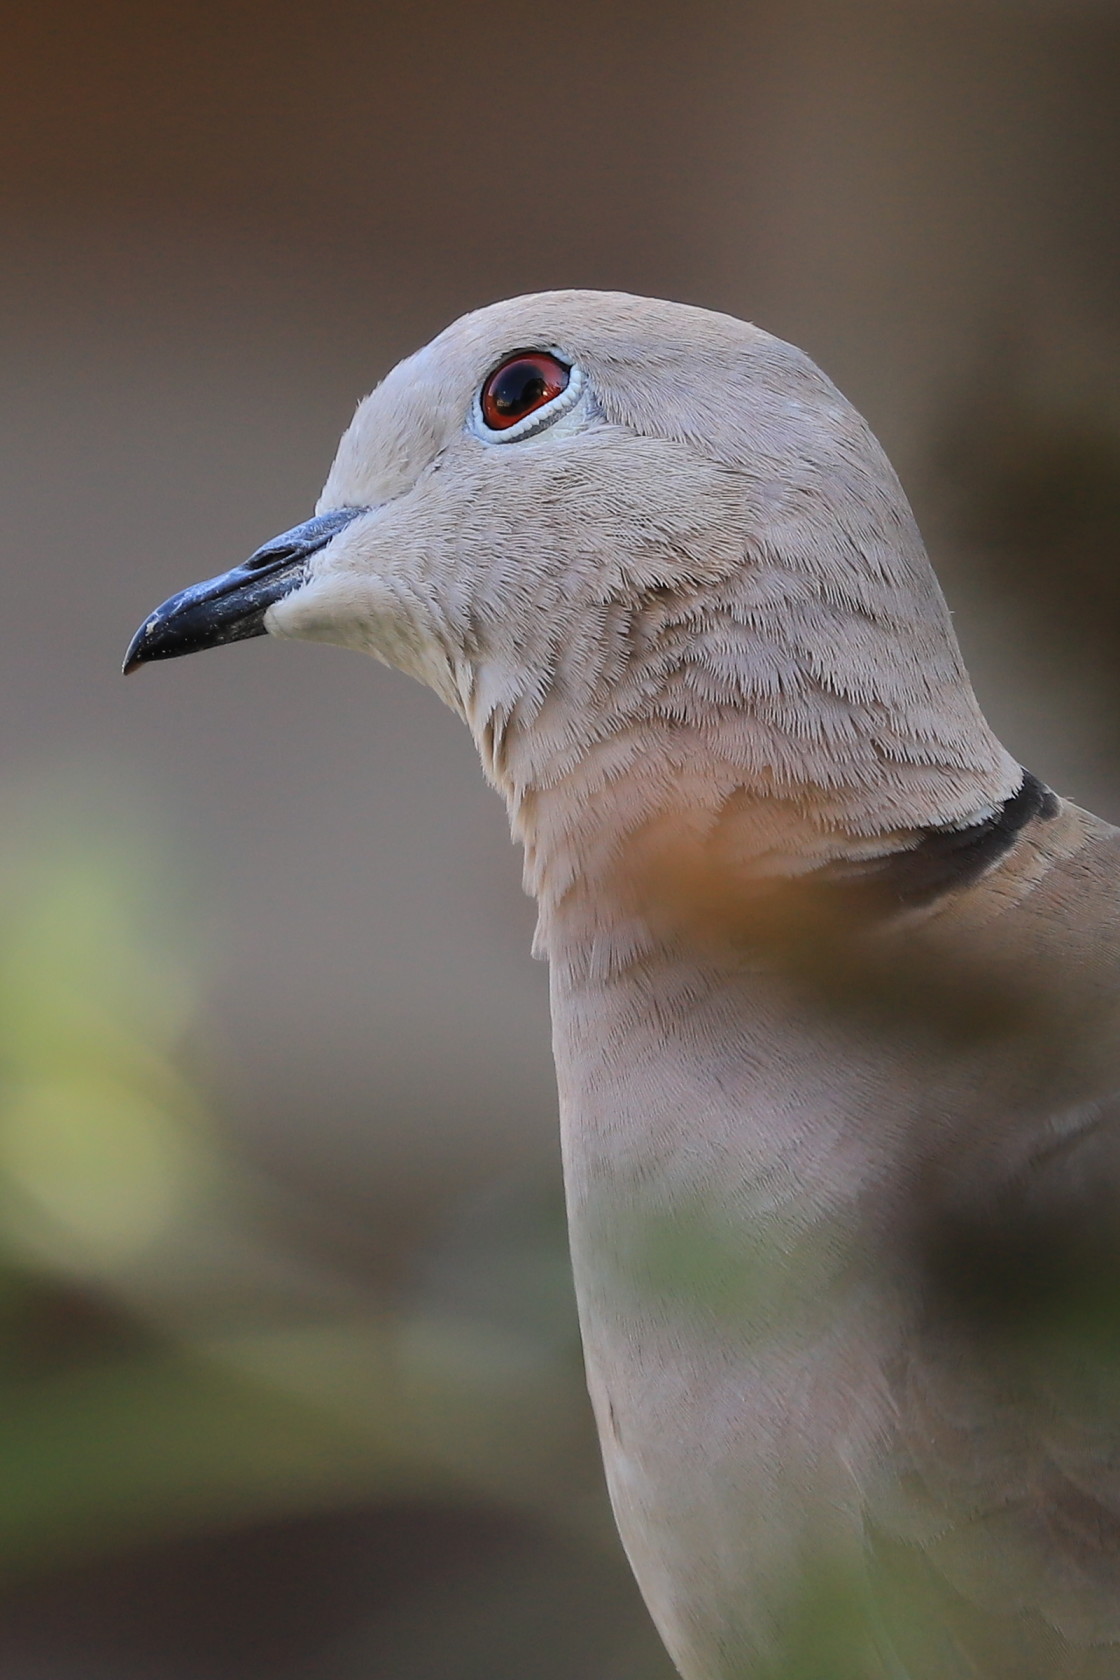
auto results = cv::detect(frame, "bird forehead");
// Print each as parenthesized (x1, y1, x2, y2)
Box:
(318, 343, 465, 507)
(321, 307, 589, 508)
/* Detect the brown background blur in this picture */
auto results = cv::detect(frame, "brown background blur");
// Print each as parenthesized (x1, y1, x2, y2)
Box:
(0, 3, 1118, 1676)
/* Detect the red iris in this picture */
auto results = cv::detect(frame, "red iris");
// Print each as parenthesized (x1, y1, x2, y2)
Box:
(480, 352, 570, 431)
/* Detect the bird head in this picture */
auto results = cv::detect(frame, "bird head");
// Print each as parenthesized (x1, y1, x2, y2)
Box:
(124, 290, 1018, 901)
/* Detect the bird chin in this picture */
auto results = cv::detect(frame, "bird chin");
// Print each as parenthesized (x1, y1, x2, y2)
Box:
(265, 580, 460, 706)
(263, 576, 377, 652)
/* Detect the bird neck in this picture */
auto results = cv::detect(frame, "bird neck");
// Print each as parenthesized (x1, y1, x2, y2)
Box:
(489, 704, 1022, 976)
(456, 536, 1022, 972)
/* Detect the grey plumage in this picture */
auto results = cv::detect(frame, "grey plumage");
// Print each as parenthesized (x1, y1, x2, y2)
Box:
(126, 292, 1120, 1679)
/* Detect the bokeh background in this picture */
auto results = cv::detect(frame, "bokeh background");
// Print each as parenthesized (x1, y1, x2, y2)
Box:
(1, 2, 1118, 1675)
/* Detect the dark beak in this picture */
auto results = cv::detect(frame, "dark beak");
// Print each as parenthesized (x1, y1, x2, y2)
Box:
(122, 507, 364, 675)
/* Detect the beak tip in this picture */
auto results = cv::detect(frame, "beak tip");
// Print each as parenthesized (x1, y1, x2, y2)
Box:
(121, 622, 153, 675)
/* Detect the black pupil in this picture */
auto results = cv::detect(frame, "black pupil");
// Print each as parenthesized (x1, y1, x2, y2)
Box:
(493, 362, 548, 416)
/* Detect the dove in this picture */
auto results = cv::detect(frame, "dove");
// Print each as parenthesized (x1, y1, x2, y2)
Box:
(124, 292, 1120, 1679)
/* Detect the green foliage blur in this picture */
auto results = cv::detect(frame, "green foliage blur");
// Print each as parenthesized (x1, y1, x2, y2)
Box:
(0, 794, 682, 1677)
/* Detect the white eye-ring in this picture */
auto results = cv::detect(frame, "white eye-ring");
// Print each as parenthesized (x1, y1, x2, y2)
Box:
(471, 351, 585, 444)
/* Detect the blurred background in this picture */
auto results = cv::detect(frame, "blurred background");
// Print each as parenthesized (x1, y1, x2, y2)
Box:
(0, 2, 1118, 1675)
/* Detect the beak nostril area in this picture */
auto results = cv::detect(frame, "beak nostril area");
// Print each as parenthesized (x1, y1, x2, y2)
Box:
(243, 508, 364, 574)
(244, 544, 295, 573)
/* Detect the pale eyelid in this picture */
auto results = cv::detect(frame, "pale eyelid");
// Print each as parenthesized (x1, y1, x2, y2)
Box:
(469, 360, 587, 446)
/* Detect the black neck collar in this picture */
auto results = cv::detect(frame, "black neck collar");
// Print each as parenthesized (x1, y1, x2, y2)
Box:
(811, 771, 1058, 914)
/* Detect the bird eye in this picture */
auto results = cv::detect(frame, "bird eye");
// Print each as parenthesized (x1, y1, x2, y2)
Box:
(476, 351, 581, 441)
